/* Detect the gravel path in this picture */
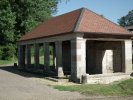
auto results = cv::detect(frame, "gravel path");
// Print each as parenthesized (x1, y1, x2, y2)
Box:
(0, 66, 87, 100)
(0, 66, 133, 100)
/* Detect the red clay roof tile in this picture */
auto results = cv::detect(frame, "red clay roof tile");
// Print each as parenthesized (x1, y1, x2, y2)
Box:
(20, 8, 82, 41)
(76, 9, 131, 35)
(20, 8, 132, 41)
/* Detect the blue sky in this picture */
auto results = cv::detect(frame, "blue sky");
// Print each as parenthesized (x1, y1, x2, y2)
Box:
(56, 0, 133, 24)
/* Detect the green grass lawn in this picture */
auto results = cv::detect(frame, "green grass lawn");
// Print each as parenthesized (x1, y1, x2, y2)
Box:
(0, 55, 53, 66)
(0, 59, 17, 66)
(54, 79, 133, 96)
(31, 55, 53, 65)
(0, 46, 54, 66)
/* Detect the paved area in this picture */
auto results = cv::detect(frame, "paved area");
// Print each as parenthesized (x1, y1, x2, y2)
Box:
(0, 66, 133, 100)
(0, 66, 87, 100)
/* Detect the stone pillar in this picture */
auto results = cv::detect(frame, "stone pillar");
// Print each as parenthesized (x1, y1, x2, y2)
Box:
(44, 42, 50, 71)
(26, 44, 31, 66)
(55, 41, 64, 78)
(102, 50, 113, 74)
(18, 45, 25, 68)
(71, 38, 86, 83)
(34, 44, 39, 68)
(53, 44, 56, 69)
(122, 40, 132, 73)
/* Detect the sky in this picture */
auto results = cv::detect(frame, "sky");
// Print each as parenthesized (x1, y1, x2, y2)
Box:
(55, 0, 133, 24)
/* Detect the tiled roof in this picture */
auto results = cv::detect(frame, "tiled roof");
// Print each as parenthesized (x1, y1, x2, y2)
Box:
(20, 8, 132, 41)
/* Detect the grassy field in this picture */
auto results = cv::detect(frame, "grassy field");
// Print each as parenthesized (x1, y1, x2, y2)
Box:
(0, 55, 53, 66)
(0, 59, 17, 65)
(31, 55, 53, 65)
(54, 79, 133, 96)
(0, 46, 54, 66)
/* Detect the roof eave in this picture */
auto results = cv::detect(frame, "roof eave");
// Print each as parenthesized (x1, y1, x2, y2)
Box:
(82, 32, 133, 39)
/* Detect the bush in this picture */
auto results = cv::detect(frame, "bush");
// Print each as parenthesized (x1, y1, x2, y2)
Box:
(0, 44, 16, 60)
(0, 48, 3, 59)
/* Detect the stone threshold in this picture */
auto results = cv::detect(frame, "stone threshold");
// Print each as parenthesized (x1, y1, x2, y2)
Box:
(85, 73, 131, 77)
(45, 77, 69, 82)
(82, 73, 132, 84)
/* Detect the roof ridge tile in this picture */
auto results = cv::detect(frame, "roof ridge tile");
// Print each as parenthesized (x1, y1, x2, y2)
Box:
(74, 8, 86, 32)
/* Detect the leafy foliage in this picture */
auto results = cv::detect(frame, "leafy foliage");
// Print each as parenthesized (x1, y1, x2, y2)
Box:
(118, 10, 133, 27)
(11, 0, 59, 41)
(0, 0, 60, 60)
(0, 0, 16, 60)
(0, 44, 16, 60)
(0, 0, 16, 45)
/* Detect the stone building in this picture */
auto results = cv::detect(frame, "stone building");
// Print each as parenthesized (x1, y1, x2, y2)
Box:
(126, 26, 133, 33)
(18, 8, 133, 84)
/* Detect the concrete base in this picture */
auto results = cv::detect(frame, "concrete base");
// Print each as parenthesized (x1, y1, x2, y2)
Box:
(82, 73, 131, 84)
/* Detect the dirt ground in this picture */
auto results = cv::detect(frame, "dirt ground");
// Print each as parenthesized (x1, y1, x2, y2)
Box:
(0, 65, 132, 100)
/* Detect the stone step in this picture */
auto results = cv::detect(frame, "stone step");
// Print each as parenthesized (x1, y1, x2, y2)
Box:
(45, 77, 69, 82)
(82, 73, 131, 84)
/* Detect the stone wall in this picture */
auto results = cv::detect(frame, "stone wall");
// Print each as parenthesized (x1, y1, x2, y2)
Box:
(71, 38, 86, 83)
(122, 40, 132, 73)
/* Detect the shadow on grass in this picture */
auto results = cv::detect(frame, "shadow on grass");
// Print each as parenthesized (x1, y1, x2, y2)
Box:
(0, 65, 45, 78)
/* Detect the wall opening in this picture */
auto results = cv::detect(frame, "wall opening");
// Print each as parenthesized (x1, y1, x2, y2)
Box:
(62, 41, 71, 75)
(39, 43, 44, 65)
(86, 40, 122, 75)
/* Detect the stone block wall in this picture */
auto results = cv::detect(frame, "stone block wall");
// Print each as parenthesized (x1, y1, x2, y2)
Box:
(71, 38, 86, 83)
(122, 40, 132, 73)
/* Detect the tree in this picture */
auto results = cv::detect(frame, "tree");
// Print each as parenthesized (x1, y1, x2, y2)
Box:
(0, 0, 16, 60)
(11, 0, 59, 42)
(118, 10, 133, 27)
(0, 0, 61, 60)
